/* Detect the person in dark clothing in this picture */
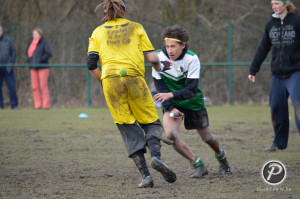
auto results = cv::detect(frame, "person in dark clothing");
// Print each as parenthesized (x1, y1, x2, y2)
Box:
(0, 25, 18, 109)
(26, 28, 52, 109)
(249, 0, 300, 151)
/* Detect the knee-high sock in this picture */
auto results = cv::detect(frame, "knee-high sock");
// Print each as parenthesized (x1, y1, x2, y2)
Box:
(147, 138, 161, 158)
(131, 150, 150, 178)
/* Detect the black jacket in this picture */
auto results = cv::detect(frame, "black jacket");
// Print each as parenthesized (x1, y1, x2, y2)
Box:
(0, 35, 16, 64)
(250, 13, 300, 78)
(26, 38, 52, 69)
(0, 35, 16, 73)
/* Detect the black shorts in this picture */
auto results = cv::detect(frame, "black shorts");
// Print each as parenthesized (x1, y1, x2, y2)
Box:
(177, 108, 209, 130)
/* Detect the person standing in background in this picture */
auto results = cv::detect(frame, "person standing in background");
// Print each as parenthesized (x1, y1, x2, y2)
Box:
(0, 25, 18, 109)
(249, 0, 300, 151)
(27, 28, 52, 109)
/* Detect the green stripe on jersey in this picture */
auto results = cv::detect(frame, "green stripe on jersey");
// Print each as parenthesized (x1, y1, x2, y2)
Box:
(161, 71, 188, 81)
(186, 50, 196, 56)
(161, 75, 205, 111)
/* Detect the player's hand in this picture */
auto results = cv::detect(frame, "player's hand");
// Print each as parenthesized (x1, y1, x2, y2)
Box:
(153, 92, 173, 104)
(160, 61, 172, 72)
(248, 75, 255, 83)
(169, 109, 184, 119)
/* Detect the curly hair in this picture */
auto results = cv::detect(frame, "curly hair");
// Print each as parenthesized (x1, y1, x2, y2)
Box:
(95, 0, 126, 21)
(161, 25, 189, 44)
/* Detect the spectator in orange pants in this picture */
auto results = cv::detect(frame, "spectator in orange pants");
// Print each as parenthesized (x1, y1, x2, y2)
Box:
(30, 68, 50, 109)
(26, 28, 52, 109)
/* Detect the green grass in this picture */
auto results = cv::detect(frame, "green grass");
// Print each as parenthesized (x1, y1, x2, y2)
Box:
(0, 106, 300, 199)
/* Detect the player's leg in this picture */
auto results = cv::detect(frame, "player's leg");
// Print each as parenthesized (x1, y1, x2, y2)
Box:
(102, 77, 154, 188)
(4, 69, 18, 109)
(163, 113, 195, 161)
(269, 76, 289, 150)
(116, 122, 154, 188)
(30, 69, 41, 109)
(102, 77, 152, 188)
(140, 120, 176, 183)
(196, 127, 220, 154)
(197, 127, 231, 174)
(163, 112, 208, 178)
(127, 76, 176, 183)
(286, 71, 300, 134)
(38, 68, 50, 109)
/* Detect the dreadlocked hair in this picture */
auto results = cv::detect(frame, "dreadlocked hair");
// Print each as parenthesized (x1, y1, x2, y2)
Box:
(95, 0, 126, 21)
(161, 25, 190, 44)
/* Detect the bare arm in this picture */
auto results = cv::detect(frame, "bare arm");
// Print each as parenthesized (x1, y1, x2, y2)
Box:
(90, 68, 102, 83)
(145, 51, 161, 72)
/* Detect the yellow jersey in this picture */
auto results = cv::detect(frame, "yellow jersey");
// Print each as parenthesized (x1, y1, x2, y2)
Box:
(88, 18, 154, 79)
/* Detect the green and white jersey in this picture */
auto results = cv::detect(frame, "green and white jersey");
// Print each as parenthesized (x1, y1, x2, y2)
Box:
(152, 49, 205, 111)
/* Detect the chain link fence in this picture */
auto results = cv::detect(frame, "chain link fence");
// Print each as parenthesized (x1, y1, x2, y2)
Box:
(0, 20, 271, 108)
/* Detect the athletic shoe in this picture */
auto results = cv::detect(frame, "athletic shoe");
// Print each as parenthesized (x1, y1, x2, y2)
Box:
(218, 157, 231, 174)
(215, 148, 231, 175)
(265, 145, 282, 151)
(190, 165, 208, 178)
(150, 157, 176, 183)
(138, 176, 154, 188)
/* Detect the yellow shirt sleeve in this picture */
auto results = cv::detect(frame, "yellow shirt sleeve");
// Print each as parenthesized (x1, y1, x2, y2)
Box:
(88, 29, 100, 54)
(138, 25, 155, 52)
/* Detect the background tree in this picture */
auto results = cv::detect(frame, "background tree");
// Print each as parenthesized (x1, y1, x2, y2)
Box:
(0, 0, 299, 107)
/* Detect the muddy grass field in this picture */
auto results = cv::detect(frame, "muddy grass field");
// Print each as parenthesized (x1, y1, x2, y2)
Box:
(1, 106, 300, 199)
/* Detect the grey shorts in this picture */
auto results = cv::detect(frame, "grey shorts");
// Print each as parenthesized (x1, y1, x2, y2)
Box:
(116, 119, 163, 157)
(177, 108, 209, 130)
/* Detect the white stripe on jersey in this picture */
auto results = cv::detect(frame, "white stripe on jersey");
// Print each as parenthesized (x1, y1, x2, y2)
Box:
(152, 50, 201, 80)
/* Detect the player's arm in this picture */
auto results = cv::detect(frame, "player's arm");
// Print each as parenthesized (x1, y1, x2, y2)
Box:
(153, 78, 175, 112)
(144, 51, 162, 72)
(90, 68, 102, 82)
(172, 79, 198, 100)
(87, 51, 101, 82)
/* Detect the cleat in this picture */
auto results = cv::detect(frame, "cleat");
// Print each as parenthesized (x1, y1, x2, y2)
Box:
(218, 157, 231, 174)
(138, 176, 154, 188)
(190, 165, 208, 178)
(215, 148, 231, 174)
(150, 157, 176, 183)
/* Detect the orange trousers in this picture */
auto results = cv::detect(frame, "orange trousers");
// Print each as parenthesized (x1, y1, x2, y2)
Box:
(30, 68, 50, 109)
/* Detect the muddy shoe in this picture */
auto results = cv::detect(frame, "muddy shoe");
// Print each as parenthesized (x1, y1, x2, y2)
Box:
(138, 176, 154, 188)
(218, 157, 231, 174)
(215, 148, 231, 175)
(190, 165, 208, 178)
(150, 157, 176, 183)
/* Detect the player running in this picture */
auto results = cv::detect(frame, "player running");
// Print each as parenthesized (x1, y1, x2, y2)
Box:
(152, 25, 231, 178)
(86, 0, 176, 188)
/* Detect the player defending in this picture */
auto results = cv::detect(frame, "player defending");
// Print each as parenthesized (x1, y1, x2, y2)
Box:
(87, 0, 176, 188)
(152, 25, 231, 178)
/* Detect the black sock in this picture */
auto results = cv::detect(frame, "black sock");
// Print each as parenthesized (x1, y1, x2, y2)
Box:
(131, 150, 150, 178)
(147, 138, 161, 159)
